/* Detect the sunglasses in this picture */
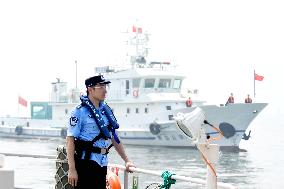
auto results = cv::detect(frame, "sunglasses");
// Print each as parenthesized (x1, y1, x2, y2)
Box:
(92, 83, 109, 89)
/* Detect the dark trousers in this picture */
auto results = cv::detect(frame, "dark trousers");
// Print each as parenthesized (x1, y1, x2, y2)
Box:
(75, 158, 107, 189)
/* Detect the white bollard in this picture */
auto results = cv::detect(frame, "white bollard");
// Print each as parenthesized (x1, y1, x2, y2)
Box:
(198, 144, 220, 189)
(0, 154, 14, 189)
(0, 154, 4, 168)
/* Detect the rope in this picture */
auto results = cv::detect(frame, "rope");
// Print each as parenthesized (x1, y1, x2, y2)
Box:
(145, 183, 161, 189)
(159, 170, 176, 189)
(198, 150, 217, 177)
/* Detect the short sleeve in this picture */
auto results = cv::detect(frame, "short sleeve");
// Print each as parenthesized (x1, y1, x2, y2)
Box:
(67, 107, 82, 137)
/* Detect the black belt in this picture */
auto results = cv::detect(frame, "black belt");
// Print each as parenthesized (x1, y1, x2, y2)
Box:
(75, 139, 113, 160)
(90, 146, 111, 155)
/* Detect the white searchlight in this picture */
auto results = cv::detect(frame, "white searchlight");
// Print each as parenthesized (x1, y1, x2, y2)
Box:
(174, 107, 207, 144)
(175, 107, 222, 189)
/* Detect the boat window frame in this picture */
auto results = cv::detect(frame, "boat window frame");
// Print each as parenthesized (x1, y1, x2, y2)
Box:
(158, 78, 172, 88)
(173, 79, 182, 89)
(126, 80, 130, 95)
(144, 78, 156, 88)
(132, 78, 141, 88)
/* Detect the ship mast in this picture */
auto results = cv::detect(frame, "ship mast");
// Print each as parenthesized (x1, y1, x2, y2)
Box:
(127, 26, 150, 68)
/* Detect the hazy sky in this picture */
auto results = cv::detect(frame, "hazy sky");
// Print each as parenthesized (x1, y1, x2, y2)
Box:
(0, 0, 283, 117)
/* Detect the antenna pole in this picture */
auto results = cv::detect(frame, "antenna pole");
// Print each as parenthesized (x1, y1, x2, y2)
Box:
(75, 60, 78, 89)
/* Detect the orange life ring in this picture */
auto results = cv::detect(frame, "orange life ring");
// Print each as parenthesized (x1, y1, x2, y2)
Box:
(106, 170, 121, 189)
(133, 90, 139, 97)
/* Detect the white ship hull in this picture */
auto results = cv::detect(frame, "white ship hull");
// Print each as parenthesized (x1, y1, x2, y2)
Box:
(117, 103, 267, 149)
(0, 103, 267, 150)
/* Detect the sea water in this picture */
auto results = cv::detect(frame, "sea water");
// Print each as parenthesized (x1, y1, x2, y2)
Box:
(0, 108, 284, 188)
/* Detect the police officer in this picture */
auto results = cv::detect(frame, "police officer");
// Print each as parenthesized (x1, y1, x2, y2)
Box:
(66, 75, 134, 189)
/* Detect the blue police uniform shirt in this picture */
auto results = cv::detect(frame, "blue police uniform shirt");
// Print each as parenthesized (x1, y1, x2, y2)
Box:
(67, 101, 112, 167)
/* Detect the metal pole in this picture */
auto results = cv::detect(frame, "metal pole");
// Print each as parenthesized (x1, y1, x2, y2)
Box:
(124, 170, 128, 189)
(105, 163, 238, 189)
(75, 60, 78, 89)
(254, 69, 256, 97)
(198, 144, 219, 189)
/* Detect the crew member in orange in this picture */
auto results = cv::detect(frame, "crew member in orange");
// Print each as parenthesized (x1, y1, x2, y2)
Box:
(186, 97, 193, 107)
(245, 94, 252, 103)
(226, 93, 234, 105)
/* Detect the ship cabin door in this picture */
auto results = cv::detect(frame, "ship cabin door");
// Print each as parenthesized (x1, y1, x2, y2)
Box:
(126, 80, 130, 95)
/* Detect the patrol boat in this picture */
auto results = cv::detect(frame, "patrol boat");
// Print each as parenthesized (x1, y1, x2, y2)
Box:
(0, 27, 267, 150)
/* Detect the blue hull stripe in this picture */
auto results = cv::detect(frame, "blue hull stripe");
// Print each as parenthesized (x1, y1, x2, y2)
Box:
(120, 136, 156, 140)
(206, 130, 245, 135)
(120, 130, 246, 140)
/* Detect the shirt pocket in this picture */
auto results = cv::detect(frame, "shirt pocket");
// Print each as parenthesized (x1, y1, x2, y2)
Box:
(83, 117, 100, 135)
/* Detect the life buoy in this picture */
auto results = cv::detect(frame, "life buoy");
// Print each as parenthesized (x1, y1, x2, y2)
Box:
(149, 123, 161, 135)
(133, 90, 139, 97)
(15, 126, 23, 135)
(106, 170, 121, 189)
(60, 128, 67, 138)
(186, 100, 192, 107)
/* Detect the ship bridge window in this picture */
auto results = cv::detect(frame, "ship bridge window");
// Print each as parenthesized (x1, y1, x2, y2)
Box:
(132, 78, 141, 88)
(158, 79, 171, 88)
(144, 78, 155, 88)
(173, 79, 182, 89)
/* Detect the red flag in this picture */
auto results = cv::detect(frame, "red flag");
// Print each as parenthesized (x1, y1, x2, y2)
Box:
(132, 26, 142, 33)
(254, 73, 264, 81)
(18, 96, 27, 107)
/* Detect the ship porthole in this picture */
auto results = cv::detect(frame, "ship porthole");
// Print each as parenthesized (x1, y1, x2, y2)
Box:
(149, 123, 161, 135)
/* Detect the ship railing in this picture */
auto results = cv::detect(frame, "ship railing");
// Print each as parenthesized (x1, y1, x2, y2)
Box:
(108, 163, 238, 189)
(0, 151, 238, 189)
